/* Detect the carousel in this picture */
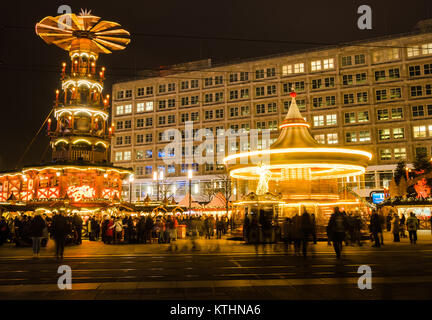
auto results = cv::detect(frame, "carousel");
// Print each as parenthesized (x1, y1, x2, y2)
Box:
(224, 91, 372, 227)
(0, 10, 132, 215)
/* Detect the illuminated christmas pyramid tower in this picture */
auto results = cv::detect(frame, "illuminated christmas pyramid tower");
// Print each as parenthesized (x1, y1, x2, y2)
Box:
(0, 10, 132, 206)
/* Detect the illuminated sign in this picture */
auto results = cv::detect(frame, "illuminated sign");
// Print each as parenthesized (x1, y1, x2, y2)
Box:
(371, 193, 385, 204)
(67, 185, 95, 202)
(37, 187, 60, 199)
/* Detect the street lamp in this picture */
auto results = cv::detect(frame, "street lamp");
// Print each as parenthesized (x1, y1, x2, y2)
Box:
(188, 168, 193, 213)
(129, 174, 134, 203)
(153, 171, 159, 202)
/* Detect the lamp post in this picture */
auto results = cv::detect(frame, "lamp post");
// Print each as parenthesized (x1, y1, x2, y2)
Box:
(153, 171, 159, 202)
(129, 174, 134, 203)
(188, 168, 193, 213)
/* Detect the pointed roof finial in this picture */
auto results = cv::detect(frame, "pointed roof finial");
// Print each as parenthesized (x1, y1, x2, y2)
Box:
(284, 87, 304, 121)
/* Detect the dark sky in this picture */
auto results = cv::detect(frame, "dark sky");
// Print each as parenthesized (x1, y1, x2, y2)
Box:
(1, 0, 431, 171)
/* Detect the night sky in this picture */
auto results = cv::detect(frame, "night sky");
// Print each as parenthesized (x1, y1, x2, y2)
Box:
(0, 0, 431, 171)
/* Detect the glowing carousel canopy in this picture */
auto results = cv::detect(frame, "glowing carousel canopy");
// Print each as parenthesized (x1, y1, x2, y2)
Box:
(223, 91, 372, 182)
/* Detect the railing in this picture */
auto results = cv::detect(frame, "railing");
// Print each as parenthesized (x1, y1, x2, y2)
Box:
(53, 150, 106, 163)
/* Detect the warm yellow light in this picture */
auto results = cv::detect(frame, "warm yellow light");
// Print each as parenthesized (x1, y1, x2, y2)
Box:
(95, 141, 107, 148)
(188, 169, 193, 179)
(229, 163, 366, 180)
(72, 139, 92, 145)
(223, 147, 372, 163)
(279, 123, 310, 129)
(153, 171, 158, 181)
(54, 139, 69, 146)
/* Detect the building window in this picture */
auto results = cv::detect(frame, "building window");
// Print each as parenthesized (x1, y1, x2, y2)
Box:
(391, 107, 403, 119)
(323, 58, 334, 69)
(358, 111, 369, 122)
(355, 54, 365, 64)
(168, 83, 176, 92)
(409, 65, 421, 77)
(327, 133, 338, 144)
(117, 91, 124, 99)
(343, 75, 353, 85)
(393, 128, 405, 139)
(343, 93, 354, 104)
(125, 90, 132, 98)
(407, 46, 420, 57)
(145, 166, 152, 175)
(115, 152, 122, 161)
(136, 118, 144, 128)
(116, 136, 123, 145)
(311, 60, 322, 71)
(313, 115, 324, 127)
(413, 125, 427, 138)
(359, 131, 371, 142)
(136, 150, 144, 160)
(146, 87, 153, 95)
(146, 117, 153, 127)
(390, 88, 402, 99)
(266, 67, 276, 77)
(377, 109, 389, 121)
(376, 89, 387, 101)
(124, 120, 131, 129)
(342, 56, 352, 66)
(145, 150, 153, 159)
(136, 103, 145, 113)
(136, 134, 144, 144)
(394, 148, 406, 160)
(116, 121, 123, 130)
(344, 112, 356, 124)
(158, 84, 166, 93)
(345, 132, 357, 143)
(378, 128, 391, 140)
(124, 151, 131, 161)
(422, 43, 432, 55)
(145, 101, 153, 111)
(380, 149, 392, 160)
(326, 114, 337, 125)
(314, 134, 325, 144)
(255, 69, 264, 79)
(145, 134, 152, 143)
(410, 85, 422, 97)
(116, 105, 124, 115)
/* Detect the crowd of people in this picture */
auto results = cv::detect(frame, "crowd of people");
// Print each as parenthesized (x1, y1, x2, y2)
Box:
(242, 206, 428, 259)
(0, 206, 429, 260)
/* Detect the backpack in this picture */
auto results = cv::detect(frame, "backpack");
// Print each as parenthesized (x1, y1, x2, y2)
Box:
(406, 218, 416, 231)
(333, 215, 346, 233)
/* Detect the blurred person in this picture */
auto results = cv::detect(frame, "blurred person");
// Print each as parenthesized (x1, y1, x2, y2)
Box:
(310, 213, 317, 244)
(291, 213, 302, 256)
(242, 214, 249, 243)
(0, 217, 10, 245)
(72, 213, 83, 245)
(400, 213, 407, 238)
(113, 217, 123, 244)
(352, 212, 363, 246)
(300, 207, 313, 257)
(378, 211, 385, 245)
(29, 214, 46, 258)
(392, 214, 400, 242)
(406, 212, 419, 244)
(369, 210, 382, 248)
(386, 212, 392, 232)
(282, 217, 292, 254)
(51, 211, 69, 259)
(106, 217, 114, 244)
(327, 207, 348, 259)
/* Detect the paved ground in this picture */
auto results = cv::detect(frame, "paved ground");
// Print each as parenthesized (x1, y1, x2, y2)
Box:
(0, 231, 431, 300)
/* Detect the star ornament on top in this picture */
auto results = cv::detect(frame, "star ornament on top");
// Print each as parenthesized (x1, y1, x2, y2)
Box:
(79, 8, 92, 16)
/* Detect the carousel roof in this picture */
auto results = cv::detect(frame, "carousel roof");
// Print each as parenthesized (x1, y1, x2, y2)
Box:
(223, 91, 372, 180)
(35, 10, 130, 55)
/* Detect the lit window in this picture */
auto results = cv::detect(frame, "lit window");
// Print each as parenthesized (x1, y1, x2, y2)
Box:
(314, 134, 325, 144)
(313, 115, 324, 127)
(136, 150, 144, 160)
(359, 131, 370, 142)
(393, 128, 405, 139)
(311, 60, 321, 71)
(116, 105, 124, 115)
(422, 43, 432, 55)
(323, 58, 334, 69)
(145, 101, 153, 111)
(378, 128, 390, 140)
(413, 125, 427, 138)
(136, 103, 144, 113)
(282, 65, 292, 75)
(327, 133, 338, 144)
(115, 152, 123, 161)
(407, 46, 420, 57)
(358, 111, 369, 122)
(326, 114, 337, 125)
(394, 148, 406, 160)
(380, 149, 391, 160)
(294, 63, 304, 73)
(124, 104, 132, 114)
(345, 132, 357, 143)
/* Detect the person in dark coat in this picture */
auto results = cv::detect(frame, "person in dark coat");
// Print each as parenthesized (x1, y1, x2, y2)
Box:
(369, 210, 382, 248)
(327, 207, 348, 259)
(29, 214, 46, 258)
(51, 212, 69, 259)
(300, 207, 313, 257)
(0, 217, 10, 245)
(144, 216, 154, 244)
(72, 213, 83, 245)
